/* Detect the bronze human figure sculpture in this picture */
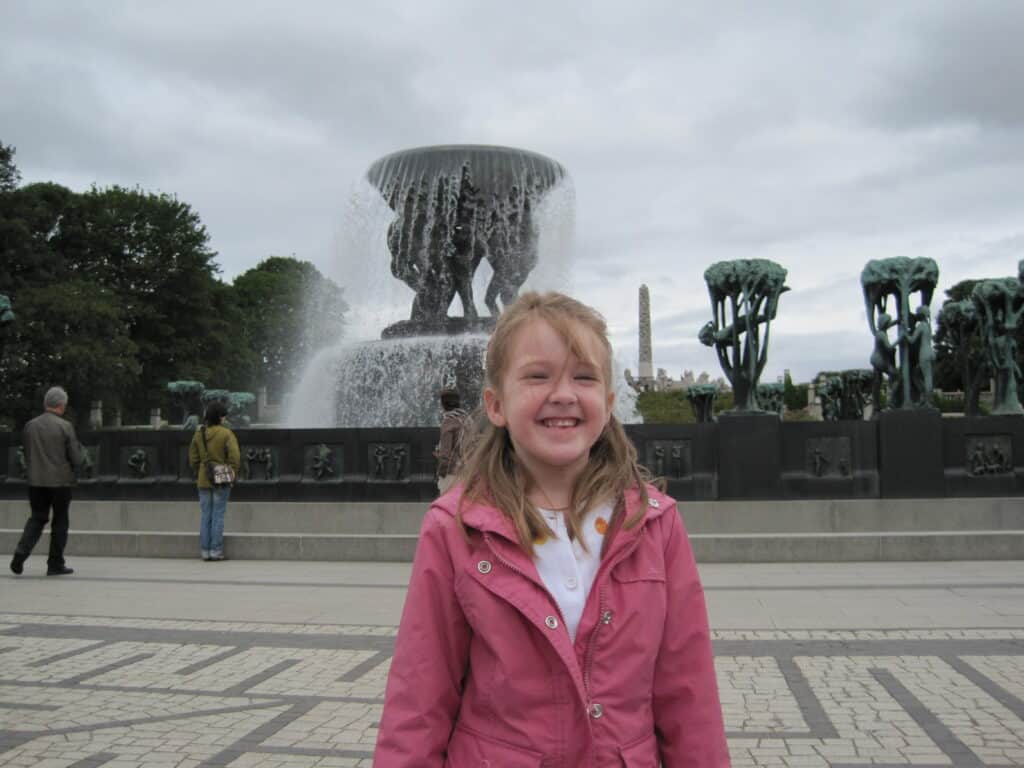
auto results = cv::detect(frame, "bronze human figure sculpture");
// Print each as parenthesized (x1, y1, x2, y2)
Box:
(698, 259, 789, 412)
(366, 145, 567, 338)
(686, 383, 718, 423)
(935, 300, 987, 416)
(861, 257, 939, 410)
(972, 276, 1024, 415)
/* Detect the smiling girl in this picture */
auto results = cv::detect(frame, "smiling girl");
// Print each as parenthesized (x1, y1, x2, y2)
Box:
(374, 291, 730, 767)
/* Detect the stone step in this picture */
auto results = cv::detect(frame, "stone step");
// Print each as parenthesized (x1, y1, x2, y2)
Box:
(2, 498, 1021, 535)
(3, 529, 1023, 563)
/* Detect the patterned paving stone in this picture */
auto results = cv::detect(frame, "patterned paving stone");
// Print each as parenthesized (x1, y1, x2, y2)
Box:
(1, 614, 1022, 766)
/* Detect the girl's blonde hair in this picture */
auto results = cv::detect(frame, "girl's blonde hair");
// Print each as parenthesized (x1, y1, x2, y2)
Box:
(457, 291, 650, 554)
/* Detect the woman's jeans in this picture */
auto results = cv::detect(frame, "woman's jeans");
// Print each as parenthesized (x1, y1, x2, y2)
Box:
(198, 487, 230, 556)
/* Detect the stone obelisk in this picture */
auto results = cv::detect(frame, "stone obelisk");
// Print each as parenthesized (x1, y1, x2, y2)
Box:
(639, 284, 653, 380)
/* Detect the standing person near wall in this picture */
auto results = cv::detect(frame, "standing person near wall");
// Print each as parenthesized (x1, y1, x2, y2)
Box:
(188, 401, 241, 562)
(434, 388, 467, 495)
(10, 386, 83, 576)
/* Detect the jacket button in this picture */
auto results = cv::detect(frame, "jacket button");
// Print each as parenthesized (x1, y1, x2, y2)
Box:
(589, 702, 604, 719)
(544, 615, 559, 629)
(601, 610, 613, 625)
(477, 560, 492, 574)
(648, 497, 660, 508)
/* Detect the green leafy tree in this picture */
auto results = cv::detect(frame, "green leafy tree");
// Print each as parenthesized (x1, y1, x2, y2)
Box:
(63, 185, 253, 419)
(0, 280, 139, 428)
(232, 256, 348, 402)
(782, 370, 809, 411)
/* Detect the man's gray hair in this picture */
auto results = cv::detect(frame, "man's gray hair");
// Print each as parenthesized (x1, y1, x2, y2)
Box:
(44, 386, 68, 410)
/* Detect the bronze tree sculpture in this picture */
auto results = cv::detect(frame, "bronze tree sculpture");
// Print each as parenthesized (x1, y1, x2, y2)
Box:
(699, 259, 789, 412)
(861, 257, 939, 410)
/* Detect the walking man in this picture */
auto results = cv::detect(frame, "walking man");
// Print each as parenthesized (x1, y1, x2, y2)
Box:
(10, 386, 82, 576)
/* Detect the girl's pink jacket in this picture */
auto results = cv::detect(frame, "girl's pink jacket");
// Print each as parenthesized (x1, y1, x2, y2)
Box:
(374, 484, 731, 767)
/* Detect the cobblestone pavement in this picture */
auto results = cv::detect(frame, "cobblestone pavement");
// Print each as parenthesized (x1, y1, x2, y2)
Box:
(2, 559, 1024, 767)
(1, 613, 1022, 767)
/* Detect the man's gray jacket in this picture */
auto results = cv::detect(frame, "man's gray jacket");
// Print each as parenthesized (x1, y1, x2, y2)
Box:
(23, 411, 83, 487)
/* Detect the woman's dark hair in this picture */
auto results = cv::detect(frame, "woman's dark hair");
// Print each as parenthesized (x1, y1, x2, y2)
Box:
(440, 389, 461, 411)
(203, 401, 228, 427)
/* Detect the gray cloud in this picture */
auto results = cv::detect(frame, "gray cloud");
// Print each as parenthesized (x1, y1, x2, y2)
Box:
(3, 1, 1022, 386)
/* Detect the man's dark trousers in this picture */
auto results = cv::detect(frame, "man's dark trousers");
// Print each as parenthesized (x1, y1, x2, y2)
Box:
(15, 487, 72, 569)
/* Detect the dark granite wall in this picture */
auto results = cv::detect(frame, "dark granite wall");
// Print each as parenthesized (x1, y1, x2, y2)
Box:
(1, 415, 1021, 501)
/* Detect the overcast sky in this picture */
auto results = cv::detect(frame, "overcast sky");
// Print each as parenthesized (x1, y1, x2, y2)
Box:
(4, 1, 1023, 386)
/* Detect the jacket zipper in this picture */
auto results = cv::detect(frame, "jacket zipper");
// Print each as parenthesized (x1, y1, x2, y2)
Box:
(581, 528, 645, 705)
(483, 533, 572, 632)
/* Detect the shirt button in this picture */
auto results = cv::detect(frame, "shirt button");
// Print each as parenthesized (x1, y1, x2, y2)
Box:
(589, 702, 604, 719)
(601, 610, 613, 625)
(477, 560, 491, 574)
(544, 615, 559, 630)
(565, 576, 578, 589)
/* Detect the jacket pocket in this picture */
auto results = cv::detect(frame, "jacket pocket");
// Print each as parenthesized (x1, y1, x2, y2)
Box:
(445, 723, 544, 767)
(618, 731, 659, 767)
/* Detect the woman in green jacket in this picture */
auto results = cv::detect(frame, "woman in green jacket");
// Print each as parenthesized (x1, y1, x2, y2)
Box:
(188, 401, 241, 561)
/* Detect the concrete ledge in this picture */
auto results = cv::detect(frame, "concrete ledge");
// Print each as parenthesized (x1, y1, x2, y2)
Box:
(0, 500, 428, 535)
(0, 530, 420, 562)
(689, 531, 1024, 562)
(3, 528, 1022, 563)
(3, 497, 1022, 535)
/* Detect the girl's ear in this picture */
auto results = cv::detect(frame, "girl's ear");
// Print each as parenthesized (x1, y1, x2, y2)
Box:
(483, 387, 506, 427)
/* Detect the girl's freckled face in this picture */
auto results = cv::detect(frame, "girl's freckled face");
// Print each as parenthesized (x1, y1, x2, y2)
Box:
(484, 318, 614, 488)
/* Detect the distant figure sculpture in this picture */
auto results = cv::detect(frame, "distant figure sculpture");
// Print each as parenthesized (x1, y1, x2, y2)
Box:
(861, 257, 939, 411)
(935, 300, 987, 416)
(227, 392, 256, 428)
(366, 145, 568, 338)
(839, 369, 874, 420)
(311, 444, 335, 480)
(972, 276, 1024, 415)
(906, 305, 935, 407)
(167, 381, 206, 429)
(127, 449, 149, 478)
(757, 382, 784, 417)
(819, 376, 843, 422)
(686, 383, 718, 423)
(698, 259, 789, 412)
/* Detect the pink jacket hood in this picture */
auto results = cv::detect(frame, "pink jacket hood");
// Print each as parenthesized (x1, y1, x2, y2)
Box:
(375, 484, 731, 767)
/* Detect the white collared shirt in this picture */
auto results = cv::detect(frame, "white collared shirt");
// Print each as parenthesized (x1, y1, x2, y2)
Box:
(533, 501, 614, 641)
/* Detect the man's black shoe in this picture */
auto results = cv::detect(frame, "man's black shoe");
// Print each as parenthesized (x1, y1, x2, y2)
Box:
(46, 566, 74, 576)
(10, 554, 25, 575)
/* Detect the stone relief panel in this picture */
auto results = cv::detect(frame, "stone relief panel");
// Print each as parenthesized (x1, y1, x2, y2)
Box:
(120, 446, 156, 479)
(644, 440, 691, 479)
(304, 443, 344, 482)
(368, 443, 409, 482)
(805, 437, 852, 478)
(966, 435, 1013, 476)
(241, 446, 277, 481)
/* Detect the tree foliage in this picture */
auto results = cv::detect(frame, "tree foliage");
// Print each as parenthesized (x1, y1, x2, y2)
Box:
(783, 371, 809, 411)
(232, 256, 348, 401)
(0, 145, 346, 427)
